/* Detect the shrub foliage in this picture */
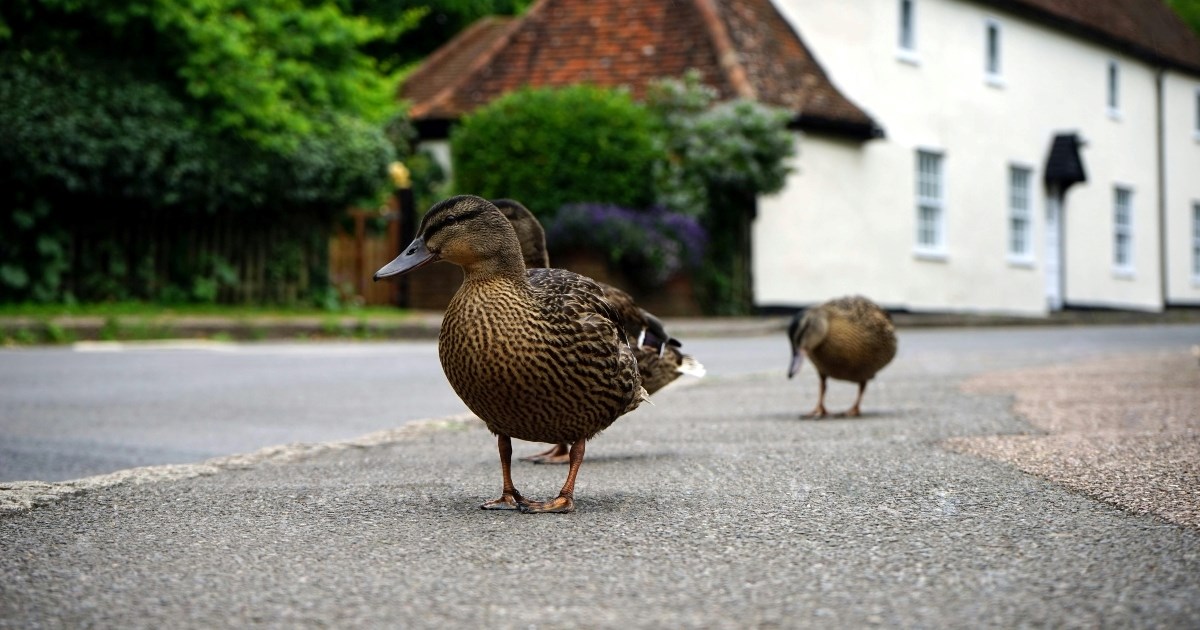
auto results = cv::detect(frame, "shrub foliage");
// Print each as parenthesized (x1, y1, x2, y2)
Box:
(0, 0, 417, 303)
(450, 85, 661, 217)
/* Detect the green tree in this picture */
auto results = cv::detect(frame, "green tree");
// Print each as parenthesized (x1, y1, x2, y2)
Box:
(0, 0, 422, 303)
(354, 0, 533, 73)
(1167, 0, 1200, 34)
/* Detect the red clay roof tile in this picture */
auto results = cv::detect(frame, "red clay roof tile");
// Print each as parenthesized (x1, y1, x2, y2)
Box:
(400, 0, 878, 137)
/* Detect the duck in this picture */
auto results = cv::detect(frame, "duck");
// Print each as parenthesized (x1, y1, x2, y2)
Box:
(374, 195, 647, 513)
(492, 198, 705, 464)
(787, 295, 897, 418)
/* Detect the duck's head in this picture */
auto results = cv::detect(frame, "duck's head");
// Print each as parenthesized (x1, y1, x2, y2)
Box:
(374, 195, 523, 280)
(491, 198, 550, 269)
(787, 307, 825, 376)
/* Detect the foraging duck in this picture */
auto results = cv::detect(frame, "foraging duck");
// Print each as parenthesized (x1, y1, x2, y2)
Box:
(492, 198, 705, 464)
(787, 295, 897, 418)
(374, 195, 646, 513)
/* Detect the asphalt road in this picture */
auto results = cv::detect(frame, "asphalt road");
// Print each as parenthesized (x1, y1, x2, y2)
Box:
(2, 324, 1198, 628)
(2, 324, 1193, 482)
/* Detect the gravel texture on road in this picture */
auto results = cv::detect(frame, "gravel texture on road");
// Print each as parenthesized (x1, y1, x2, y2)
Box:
(948, 350, 1200, 529)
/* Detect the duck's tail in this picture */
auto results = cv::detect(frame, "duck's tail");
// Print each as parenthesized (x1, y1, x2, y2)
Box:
(677, 356, 706, 378)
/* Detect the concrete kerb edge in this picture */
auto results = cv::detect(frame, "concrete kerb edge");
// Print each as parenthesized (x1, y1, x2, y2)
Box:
(0, 413, 481, 516)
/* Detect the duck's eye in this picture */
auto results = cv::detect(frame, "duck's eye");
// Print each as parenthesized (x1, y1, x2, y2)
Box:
(447, 215, 458, 224)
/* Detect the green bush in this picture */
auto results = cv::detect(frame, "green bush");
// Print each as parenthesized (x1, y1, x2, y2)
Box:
(0, 53, 393, 216)
(449, 85, 661, 217)
(0, 52, 388, 304)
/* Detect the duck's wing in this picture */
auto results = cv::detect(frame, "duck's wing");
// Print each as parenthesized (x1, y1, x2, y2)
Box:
(528, 268, 647, 411)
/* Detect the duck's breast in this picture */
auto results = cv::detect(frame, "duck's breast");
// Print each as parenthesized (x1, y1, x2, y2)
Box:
(439, 273, 640, 444)
(810, 316, 896, 383)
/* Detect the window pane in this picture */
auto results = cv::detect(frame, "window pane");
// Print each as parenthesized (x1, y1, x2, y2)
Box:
(900, 0, 914, 50)
(1193, 203, 1200, 275)
(1114, 187, 1132, 267)
(986, 23, 999, 74)
(1108, 62, 1119, 110)
(916, 150, 943, 251)
(1008, 166, 1031, 257)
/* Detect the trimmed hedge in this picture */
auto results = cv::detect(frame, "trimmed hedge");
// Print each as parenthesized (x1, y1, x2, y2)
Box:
(449, 85, 660, 217)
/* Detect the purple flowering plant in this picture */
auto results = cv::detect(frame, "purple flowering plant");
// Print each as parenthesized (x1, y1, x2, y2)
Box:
(546, 203, 708, 287)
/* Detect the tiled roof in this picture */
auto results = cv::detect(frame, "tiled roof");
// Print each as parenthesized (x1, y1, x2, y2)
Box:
(400, 0, 880, 139)
(401, 16, 517, 112)
(980, 0, 1200, 74)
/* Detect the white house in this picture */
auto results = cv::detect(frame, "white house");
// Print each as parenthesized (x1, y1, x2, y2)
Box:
(757, 0, 1200, 314)
(400, 0, 1200, 315)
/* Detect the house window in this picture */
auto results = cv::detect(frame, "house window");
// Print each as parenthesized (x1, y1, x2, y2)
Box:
(1008, 166, 1033, 261)
(1192, 202, 1200, 280)
(985, 19, 1002, 83)
(898, 0, 917, 61)
(1194, 87, 1200, 138)
(1113, 186, 1133, 272)
(1107, 60, 1120, 118)
(915, 150, 945, 255)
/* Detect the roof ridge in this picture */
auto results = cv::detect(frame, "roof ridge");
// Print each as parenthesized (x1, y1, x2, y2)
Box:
(407, 8, 536, 119)
(691, 0, 757, 100)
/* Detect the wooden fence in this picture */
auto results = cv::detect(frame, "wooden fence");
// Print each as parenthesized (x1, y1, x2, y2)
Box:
(328, 208, 401, 306)
(64, 206, 330, 305)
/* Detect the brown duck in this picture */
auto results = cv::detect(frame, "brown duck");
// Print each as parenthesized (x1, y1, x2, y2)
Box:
(374, 195, 647, 513)
(787, 295, 897, 418)
(493, 198, 705, 464)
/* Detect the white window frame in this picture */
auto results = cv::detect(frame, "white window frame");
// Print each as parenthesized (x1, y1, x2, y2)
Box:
(985, 18, 1004, 87)
(1007, 164, 1034, 266)
(1113, 185, 1134, 276)
(1107, 60, 1121, 120)
(897, 0, 919, 65)
(1192, 202, 1200, 283)
(915, 149, 946, 259)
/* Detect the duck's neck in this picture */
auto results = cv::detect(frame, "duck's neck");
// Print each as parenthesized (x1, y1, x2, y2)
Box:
(459, 249, 529, 286)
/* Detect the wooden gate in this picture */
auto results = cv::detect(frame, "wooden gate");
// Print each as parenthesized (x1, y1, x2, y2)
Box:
(329, 207, 401, 306)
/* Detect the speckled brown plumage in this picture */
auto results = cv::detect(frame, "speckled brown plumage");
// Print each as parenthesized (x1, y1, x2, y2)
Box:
(494, 198, 550, 269)
(788, 295, 897, 418)
(374, 195, 645, 513)
(493, 198, 705, 464)
(440, 265, 643, 444)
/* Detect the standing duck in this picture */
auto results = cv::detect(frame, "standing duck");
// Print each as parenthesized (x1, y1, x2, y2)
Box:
(374, 195, 647, 513)
(492, 198, 705, 464)
(787, 295, 897, 418)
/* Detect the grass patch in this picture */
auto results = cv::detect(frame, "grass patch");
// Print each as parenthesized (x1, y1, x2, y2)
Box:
(0, 301, 425, 346)
(0, 301, 413, 320)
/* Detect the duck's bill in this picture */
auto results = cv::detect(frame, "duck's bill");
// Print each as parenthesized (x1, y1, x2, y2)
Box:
(787, 351, 805, 379)
(373, 236, 437, 281)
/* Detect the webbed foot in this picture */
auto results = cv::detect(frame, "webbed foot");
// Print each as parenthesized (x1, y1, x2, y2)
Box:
(519, 443, 569, 465)
(481, 492, 527, 510)
(518, 496, 574, 514)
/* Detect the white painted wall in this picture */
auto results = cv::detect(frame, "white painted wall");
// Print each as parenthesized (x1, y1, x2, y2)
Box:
(757, 0, 1195, 313)
(422, 139, 453, 183)
(1164, 74, 1200, 305)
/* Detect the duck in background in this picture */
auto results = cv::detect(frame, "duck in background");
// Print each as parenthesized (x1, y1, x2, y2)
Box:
(492, 198, 705, 464)
(787, 295, 897, 418)
(374, 195, 647, 513)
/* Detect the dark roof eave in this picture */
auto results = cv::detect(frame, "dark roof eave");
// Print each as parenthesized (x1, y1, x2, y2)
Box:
(414, 114, 886, 144)
(789, 114, 885, 141)
(972, 0, 1200, 77)
(413, 118, 455, 141)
